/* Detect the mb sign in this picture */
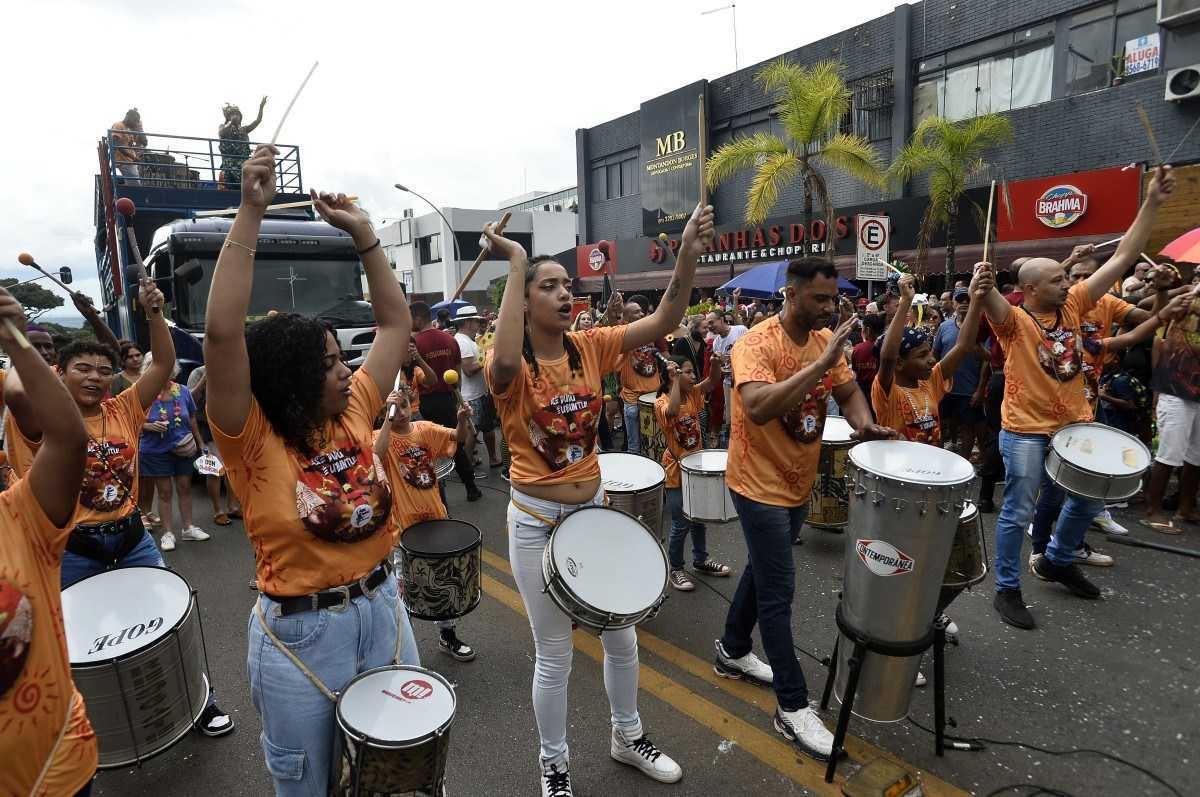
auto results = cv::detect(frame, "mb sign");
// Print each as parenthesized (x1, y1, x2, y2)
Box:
(856, 214, 889, 280)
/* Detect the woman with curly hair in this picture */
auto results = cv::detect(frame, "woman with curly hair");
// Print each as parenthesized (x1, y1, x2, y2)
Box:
(484, 203, 713, 796)
(203, 144, 416, 796)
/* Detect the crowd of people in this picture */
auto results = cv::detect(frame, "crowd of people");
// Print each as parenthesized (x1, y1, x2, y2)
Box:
(2, 139, 1194, 797)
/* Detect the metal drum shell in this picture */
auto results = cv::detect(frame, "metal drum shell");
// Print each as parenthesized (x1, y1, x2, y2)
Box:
(808, 438, 856, 529)
(1044, 423, 1150, 501)
(599, 452, 666, 539)
(679, 449, 737, 523)
(637, 392, 666, 464)
(943, 502, 988, 590)
(398, 520, 482, 622)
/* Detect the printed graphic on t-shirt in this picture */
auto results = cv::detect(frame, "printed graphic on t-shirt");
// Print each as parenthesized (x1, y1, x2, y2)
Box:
(294, 443, 392, 543)
(781, 377, 830, 444)
(80, 438, 135, 512)
(670, 412, 702, 451)
(628, 344, 658, 378)
(1035, 328, 1082, 381)
(0, 579, 32, 700)
(528, 385, 602, 472)
(393, 443, 439, 490)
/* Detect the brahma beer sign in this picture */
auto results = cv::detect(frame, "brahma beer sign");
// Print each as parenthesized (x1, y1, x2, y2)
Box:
(997, 166, 1140, 242)
(1035, 185, 1088, 229)
(640, 80, 708, 236)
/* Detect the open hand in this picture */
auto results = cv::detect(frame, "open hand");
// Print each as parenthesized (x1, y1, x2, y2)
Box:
(852, 423, 900, 442)
(680, 203, 715, 261)
(820, 316, 857, 368)
(241, 144, 278, 210)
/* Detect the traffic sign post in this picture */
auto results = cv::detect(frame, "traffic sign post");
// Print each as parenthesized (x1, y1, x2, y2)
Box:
(856, 214, 890, 282)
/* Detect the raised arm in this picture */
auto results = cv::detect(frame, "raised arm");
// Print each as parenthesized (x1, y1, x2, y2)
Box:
(876, 274, 915, 394)
(72, 292, 121, 353)
(242, 96, 268, 134)
(1085, 165, 1176, 303)
(729, 288, 744, 327)
(203, 144, 276, 434)
(624, 204, 714, 351)
(312, 191, 411, 397)
(0, 289, 86, 526)
(455, 402, 473, 446)
(409, 341, 437, 387)
(977, 261, 1013, 328)
(133, 279, 175, 410)
(939, 266, 991, 376)
(1106, 293, 1190, 354)
(665, 363, 683, 418)
(481, 226, 530, 393)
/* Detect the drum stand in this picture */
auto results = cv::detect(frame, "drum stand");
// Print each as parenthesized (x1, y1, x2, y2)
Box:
(818, 602, 949, 784)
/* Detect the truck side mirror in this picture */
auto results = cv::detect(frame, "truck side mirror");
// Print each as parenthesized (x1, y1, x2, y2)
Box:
(174, 259, 203, 285)
(59, 266, 73, 285)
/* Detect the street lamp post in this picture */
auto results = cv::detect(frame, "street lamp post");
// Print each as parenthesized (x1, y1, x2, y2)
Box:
(393, 183, 462, 266)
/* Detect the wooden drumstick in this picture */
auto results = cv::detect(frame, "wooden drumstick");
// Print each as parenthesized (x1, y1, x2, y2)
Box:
(195, 195, 358, 218)
(453, 212, 512, 300)
(1136, 103, 1163, 165)
(982, 179, 996, 266)
(272, 61, 319, 145)
(698, 93, 709, 208)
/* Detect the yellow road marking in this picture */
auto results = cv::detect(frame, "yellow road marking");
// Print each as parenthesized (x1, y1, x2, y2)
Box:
(479, 551, 968, 797)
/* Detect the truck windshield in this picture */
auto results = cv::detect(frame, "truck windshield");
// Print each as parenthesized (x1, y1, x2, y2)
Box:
(173, 256, 366, 330)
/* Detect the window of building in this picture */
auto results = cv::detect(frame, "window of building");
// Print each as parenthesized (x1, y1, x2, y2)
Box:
(417, 233, 440, 265)
(914, 40, 1053, 126)
(588, 151, 639, 201)
(620, 158, 638, 196)
(1067, 1, 1159, 95)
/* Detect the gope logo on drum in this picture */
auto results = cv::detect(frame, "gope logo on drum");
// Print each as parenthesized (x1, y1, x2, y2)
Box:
(384, 679, 434, 703)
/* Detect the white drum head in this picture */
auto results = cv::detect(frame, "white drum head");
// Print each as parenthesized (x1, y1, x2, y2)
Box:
(822, 416, 854, 443)
(339, 666, 455, 746)
(680, 449, 727, 473)
(849, 440, 974, 485)
(1051, 423, 1149, 476)
(63, 566, 192, 665)
(638, 391, 658, 408)
(599, 452, 666, 492)
(552, 508, 665, 614)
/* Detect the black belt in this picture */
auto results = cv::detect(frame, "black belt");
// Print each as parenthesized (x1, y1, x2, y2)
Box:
(264, 560, 393, 617)
(66, 513, 145, 565)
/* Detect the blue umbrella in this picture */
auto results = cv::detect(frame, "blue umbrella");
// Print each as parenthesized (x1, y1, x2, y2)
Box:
(717, 261, 860, 298)
(431, 298, 472, 313)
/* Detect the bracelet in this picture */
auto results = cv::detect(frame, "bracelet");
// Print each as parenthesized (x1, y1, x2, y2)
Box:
(223, 239, 257, 257)
(356, 239, 381, 256)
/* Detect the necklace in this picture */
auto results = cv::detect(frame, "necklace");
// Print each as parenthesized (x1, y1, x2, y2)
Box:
(897, 384, 930, 424)
(1020, 304, 1082, 384)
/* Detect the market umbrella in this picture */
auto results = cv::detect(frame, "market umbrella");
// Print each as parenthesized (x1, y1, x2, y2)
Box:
(1160, 227, 1200, 264)
(717, 261, 861, 298)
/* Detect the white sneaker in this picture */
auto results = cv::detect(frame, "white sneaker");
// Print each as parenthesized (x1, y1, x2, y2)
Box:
(935, 613, 959, 638)
(540, 758, 572, 797)
(914, 671, 928, 687)
(1091, 510, 1129, 536)
(714, 640, 773, 686)
(181, 525, 211, 542)
(1072, 542, 1114, 567)
(610, 728, 682, 783)
(774, 705, 834, 761)
(160, 531, 176, 551)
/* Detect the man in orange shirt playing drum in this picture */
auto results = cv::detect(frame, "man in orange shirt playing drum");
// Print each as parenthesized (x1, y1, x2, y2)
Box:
(712, 257, 895, 762)
(979, 165, 1176, 630)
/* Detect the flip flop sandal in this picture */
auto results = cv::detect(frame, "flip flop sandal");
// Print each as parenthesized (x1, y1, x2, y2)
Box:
(1138, 518, 1182, 535)
(214, 513, 231, 526)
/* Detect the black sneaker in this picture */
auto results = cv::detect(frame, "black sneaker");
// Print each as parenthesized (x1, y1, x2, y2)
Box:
(540, 759, 572, 797)
(466, 487, 483, 502)
(1031, 556, 1101, 599)
(692, 558, 731, 577)
(439, 629, 476, 661)
(993, 589, 1036, 630)
(198, 702, 235, 737)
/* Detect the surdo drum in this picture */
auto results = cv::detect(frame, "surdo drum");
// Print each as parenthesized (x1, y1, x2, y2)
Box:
(599, 452, 666, 538)
(807, 416, 856, 530)
(335, 665, 456, 796)
(638, 391, 666, 464)
(679, 449, 737, 523)
(1045, 422, 1151, 501)
(398, 519, 482, 621)
(542, 506, 668, 632)
(62, 566, 211, 768)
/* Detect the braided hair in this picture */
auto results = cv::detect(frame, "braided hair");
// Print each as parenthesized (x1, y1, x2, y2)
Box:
(522, 255, 583, 379)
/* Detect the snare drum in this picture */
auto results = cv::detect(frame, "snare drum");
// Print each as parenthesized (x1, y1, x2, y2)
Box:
(398, 520, 482, 621)
(943, 502, 988, 589)
(679, 449, 737, 523)
(62, 566, 210, 768)
(808, 417, 855, 529)
(1045, 422, 1151, 501)
(599, 452, 666, 537)
(638, 391, 666, 463)
(336, 665, 456, 797)
(542, 506, 668, 632)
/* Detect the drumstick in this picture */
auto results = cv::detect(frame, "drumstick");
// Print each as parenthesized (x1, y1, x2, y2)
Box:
(388, 371, 403, 420)
(453, 212, 511, 300)
(982, 179, 996, 265)
(443, 370, 476, 436)
(271, 61, 319, 145)
(195, 195, 358, 218)
(698, 93, 708, 208)
(1136, 102, 1162, 165)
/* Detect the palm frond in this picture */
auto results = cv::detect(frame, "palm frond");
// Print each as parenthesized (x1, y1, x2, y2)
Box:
(705, 133, 789, 189)
(745, 152, 801, 225)
(815, 133, 885, 188)
(886, 140, 940, 185)
(961, 114, 1013, 160)
(756, 58, 806, 95)
(790, 62, 852, 147)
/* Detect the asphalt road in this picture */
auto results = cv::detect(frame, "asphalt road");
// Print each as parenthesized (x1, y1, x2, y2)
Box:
(89, 462, 1198, 797)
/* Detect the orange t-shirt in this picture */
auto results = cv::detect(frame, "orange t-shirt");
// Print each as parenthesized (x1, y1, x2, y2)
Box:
(618, 339, 662, 404)
(374, 421, 454, 535)
(486, 326, 625, 487)
(77, 389, 147, 526)
(110, 120, 140, 163)
(6, 412, 41, 485)
(994, 282, 1097, 435)
(0, 478, 98, 796)
(654, 388, 704, 488)
(726, 316, 854, 507)
(211, 368, 395, 596)
(871, 362, 953, 445)
(1080, 294, 1133, 410)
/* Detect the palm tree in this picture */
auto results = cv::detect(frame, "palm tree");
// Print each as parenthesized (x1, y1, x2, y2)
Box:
(705, 59, 884, 259)
(887, 114, 1012, 284)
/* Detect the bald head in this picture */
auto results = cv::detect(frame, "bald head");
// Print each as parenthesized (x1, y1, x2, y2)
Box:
(1019, 257, 1070, 309)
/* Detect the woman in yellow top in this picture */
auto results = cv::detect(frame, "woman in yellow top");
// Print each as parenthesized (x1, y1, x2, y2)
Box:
(654, 354, 727, 592)
(203, 145, 417, 796)
(484, 203, 713, 796)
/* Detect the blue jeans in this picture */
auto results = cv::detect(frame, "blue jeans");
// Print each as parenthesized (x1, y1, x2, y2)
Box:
(995, 431, 1105, 591)
(720, 492, 809, 711)
(623, 401, 640, 454)
(247, 572, 419, 796)
(665, 487, 707, 569)
(61, 529, 164, 588)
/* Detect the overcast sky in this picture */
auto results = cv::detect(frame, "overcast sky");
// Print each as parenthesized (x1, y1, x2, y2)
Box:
(0, 0, 897, 318)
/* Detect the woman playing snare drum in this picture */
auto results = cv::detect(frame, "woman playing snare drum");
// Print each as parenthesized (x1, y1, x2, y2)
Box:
(484, 203, 713, 797)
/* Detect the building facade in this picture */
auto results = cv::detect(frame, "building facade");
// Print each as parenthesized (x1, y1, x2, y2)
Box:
(499, 187, 579, 215)
(574, 0, 1200, 293)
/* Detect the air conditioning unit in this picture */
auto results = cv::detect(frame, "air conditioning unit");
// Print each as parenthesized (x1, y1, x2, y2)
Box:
(1166, 64, 1200, 101)
(1159, 0, 1200, 27)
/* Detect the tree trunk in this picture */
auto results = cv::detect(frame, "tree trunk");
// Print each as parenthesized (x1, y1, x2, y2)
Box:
(945, 202, 958, 289)
(803, 171, 814, 259)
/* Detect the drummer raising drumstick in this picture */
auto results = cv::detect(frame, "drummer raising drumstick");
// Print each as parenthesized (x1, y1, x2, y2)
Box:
(484, 202, 714, 796)
(711, 257, 896, 763)
(204, 145, 419, 796)
(980, 164, 1176, 631)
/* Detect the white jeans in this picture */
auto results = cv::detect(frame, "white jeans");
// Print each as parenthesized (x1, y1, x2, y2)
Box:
(1155, 393, 1200, 467)
(507, 487, 642, 765)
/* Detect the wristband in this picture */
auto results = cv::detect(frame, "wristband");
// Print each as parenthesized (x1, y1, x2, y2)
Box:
(356, 239, 381, 257)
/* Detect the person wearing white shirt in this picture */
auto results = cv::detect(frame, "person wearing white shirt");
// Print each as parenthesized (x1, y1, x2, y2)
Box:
(453, 305, 501, 467)
(705, 311, 748, 446)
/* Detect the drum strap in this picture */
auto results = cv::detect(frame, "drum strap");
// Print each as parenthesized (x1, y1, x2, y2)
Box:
(509, 499, 558, 528)
(31, 691, 79, 796)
